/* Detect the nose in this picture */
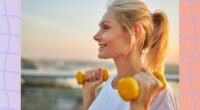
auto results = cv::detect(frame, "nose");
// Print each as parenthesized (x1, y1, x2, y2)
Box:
(93, 32, 101, 42)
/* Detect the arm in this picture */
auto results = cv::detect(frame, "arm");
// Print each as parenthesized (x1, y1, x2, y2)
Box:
(82, 68, 104, 110)
(131, 103, 150, 110)
(83, 89, 96, 110)
(130, 73, 163, 110)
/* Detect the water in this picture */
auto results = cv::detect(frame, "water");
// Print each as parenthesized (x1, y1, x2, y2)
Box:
(22, 81, 178, 110)
(22, 73, 178, 110)
(22, 61, 179, 110)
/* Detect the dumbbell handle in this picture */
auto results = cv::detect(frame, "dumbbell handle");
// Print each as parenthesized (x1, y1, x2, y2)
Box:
(117, 72, 167, 101)
(76, 68, 109, 85)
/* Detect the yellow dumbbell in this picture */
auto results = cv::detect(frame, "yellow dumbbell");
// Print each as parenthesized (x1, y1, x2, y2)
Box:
(117, 72, 167, 101)
(76, 68, 109, 85)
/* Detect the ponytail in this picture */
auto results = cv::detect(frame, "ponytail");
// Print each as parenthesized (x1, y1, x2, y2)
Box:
(145, 10, 169, 74)
(107, 0, 169, 74)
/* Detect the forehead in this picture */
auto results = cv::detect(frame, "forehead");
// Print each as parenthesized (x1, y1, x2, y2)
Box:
(100, 10, 118, 25)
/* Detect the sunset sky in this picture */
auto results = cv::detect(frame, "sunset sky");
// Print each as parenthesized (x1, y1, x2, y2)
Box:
(22, 0, 179, 64)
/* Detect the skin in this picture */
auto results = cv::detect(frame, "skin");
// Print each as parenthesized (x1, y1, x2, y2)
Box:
(82, 10, 162, 110)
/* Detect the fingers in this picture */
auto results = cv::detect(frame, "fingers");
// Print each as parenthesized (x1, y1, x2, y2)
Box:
(96, 68, 104, 83)
(84, 67, 103, 82)
(131, 73, 163, 104)
(134, 73, 162, 92)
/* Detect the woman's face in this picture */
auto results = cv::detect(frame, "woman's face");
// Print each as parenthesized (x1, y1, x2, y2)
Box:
(93, 10, 132, 59)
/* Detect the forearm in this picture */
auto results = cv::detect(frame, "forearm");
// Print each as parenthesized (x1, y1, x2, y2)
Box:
(130, 103, 150, 110)
(83, 90, 96, 110)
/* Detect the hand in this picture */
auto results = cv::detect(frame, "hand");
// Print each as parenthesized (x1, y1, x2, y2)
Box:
(82, 68, 104, 110)
(82, 68, 104, 93)
(130, 73, 163, 110)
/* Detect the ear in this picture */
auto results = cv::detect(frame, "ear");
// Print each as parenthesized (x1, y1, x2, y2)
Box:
(133, 24, 142, 39)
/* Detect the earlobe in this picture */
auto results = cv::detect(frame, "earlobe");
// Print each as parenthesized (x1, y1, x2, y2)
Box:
(134, 24, 142, 39)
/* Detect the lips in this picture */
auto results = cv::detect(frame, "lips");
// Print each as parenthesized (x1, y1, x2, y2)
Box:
(98, 44, 107, 49)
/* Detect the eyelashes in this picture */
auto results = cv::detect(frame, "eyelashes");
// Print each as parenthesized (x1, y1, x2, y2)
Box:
(102, 25, 110, 30)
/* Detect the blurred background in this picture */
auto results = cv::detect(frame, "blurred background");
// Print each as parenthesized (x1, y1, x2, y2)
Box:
(21, 0, 179, 110)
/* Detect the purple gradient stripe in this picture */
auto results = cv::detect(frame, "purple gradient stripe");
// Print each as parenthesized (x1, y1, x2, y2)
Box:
(0, 0, 20, 110)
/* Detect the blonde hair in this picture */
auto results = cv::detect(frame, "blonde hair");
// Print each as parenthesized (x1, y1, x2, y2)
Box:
(107, 0, 169, 74)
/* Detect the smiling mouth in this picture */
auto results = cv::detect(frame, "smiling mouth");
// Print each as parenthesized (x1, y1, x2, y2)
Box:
(99, 44, 107, 49)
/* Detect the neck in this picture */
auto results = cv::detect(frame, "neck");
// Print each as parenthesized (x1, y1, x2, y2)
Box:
(111, 51, 146, 89)
(113, 51, 146, 78)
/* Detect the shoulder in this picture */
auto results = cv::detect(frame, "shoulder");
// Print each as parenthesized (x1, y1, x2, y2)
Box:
(151, 83, 179, 110)
(165, 83, 179, 109)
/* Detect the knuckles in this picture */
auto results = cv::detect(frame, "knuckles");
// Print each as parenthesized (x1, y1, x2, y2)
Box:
(84, 67, 102, 82)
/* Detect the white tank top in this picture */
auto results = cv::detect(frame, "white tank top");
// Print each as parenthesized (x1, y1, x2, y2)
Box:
(88, 74, 179, 110)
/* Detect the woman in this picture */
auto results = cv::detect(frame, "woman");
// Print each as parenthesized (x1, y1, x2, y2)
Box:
(82, 0, 178, 110)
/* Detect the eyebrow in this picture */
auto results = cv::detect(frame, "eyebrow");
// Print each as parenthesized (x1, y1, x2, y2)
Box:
(99, 20, 111, 27)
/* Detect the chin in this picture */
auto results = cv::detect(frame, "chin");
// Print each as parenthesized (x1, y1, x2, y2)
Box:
(98, 54, 109, 59)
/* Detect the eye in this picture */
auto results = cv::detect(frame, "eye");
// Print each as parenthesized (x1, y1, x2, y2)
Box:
(103, 25, 110, 29)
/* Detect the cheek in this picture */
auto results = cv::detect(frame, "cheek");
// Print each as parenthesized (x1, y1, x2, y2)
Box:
(102, 30, 122, 43)
(102, 32, 115, 43)
(108, 36, 130, 54)
(102, 30, 131, 54)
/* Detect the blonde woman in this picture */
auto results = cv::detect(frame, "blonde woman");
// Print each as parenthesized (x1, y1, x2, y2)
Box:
(82, 0, 178, 110)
